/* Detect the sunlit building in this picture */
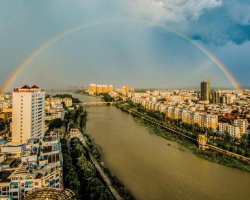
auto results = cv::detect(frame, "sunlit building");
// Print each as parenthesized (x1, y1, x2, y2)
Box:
(234, 119, 248, 136)
(96, 85, 103, 94)
(89, 84, 97, 95)
(12, 85, 45, 143)
(0, 162, 62, 200)
(219, 123, 240, 138)
(102, 85, 108, 93)
(108, 85, 114, 92)
(123, 86, 129, 93)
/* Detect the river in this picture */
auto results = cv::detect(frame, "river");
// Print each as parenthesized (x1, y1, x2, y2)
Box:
(53, 92, 250, 200)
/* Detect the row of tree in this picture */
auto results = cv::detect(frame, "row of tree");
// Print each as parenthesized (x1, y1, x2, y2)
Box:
(102, 93, 114, 102)
(70, 137, 115, 200)
(61, 139, 81, 199)
(0, 120, 6, 132)
(122, 101, 250, 157)
(60, 104, 136, 199)
(59, 106, 88, 136)
(83, 134, 136, 200)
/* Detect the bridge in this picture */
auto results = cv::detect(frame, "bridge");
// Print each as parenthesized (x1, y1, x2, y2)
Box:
(79, 102, 115, 107)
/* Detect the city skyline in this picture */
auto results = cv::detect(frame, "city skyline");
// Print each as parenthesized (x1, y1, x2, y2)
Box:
(1, 1, 250, 200)
(0, 0, 250, 91)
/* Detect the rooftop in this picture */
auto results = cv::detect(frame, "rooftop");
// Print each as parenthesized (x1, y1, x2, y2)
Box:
(2, 142, 26, 148)
(13, 85, 45, 93)
(0, 170, 13, 183)
(23, 188, 75, 200)
(1, 158, 16, 166)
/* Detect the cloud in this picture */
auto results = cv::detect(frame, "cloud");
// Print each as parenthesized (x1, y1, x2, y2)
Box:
(226, 1, 250, 25)
(124, 0, 250, 46)
(126, 0, 222, 23)
(184, 3, 250, 45)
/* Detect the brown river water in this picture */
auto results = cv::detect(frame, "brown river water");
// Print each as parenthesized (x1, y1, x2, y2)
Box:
(53, 92, 250, 200)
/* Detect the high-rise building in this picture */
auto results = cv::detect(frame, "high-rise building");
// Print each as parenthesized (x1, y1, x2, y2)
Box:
(102, 85, 108, 93)
(12, 85, 45, 143)
(221, 94, 236, 105)
(123, 86, 129, 93)
(96, 85, 103, 94)
(109, 85, 114, 92)
(89, 84, 97, 94)
(201, 79, 210, 101)
(211, 90, 222, 104)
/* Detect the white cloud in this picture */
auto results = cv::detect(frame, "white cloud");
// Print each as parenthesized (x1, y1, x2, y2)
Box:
(125, 0, 222, 23)
(226, 1, 250, 25)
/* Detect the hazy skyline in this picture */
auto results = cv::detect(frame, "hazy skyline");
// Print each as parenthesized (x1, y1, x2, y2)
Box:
(1, 0, 250, 91)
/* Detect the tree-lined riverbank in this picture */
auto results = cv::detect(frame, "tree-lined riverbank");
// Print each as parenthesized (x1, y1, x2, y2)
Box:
(117, 102, 250, 172)
(56, 93, 250, 200)
(60, 104, 135, 200)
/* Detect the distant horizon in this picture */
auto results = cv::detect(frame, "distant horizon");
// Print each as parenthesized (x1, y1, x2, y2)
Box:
(2, 85, 250, 95)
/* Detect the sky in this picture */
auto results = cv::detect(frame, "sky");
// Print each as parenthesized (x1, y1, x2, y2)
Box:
(0, 0, 249, 91)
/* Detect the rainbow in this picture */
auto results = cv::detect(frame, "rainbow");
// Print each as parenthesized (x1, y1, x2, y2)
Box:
(0, 19, 242, 92)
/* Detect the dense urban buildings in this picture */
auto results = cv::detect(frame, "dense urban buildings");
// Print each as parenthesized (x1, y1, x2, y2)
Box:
(0, 81, 250, 199)
(0, 86, 64, 200)
(130, 80, 250, 139)
(45, 97, 72, 121)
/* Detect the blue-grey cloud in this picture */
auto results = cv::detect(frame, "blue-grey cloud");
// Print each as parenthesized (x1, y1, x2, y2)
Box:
(124, 0, 250, 45)
(183, 0, 250, 45)
(0, 0, 249, 90)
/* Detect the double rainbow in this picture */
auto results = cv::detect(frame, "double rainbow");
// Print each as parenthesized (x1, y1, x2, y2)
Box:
(0, 19, 242, 92)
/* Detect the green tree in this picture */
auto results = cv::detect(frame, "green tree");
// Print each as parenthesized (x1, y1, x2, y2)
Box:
(48, 118, 63, 130)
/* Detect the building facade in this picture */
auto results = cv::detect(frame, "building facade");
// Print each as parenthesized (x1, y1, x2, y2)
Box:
(218, 123, 240, 138)
(233, 119, 248, 136)
(123, 86, 129, 93)
(108, 85, 114, 92)
(12, 86, 45, 143)
(201, 79, 210, 101)
(89, 84, 97, 95)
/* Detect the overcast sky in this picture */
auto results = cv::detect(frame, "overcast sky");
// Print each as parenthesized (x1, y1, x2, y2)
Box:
(0, 0, 249, 91)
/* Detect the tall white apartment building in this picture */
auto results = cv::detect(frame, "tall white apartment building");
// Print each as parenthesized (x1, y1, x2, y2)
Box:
(12, 85, 45, 143)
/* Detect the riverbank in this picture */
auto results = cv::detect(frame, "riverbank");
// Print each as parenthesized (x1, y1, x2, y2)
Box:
(118, 104, 250, 172)
(60, 104, 135, 200)
(79, 104, 250, 200)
